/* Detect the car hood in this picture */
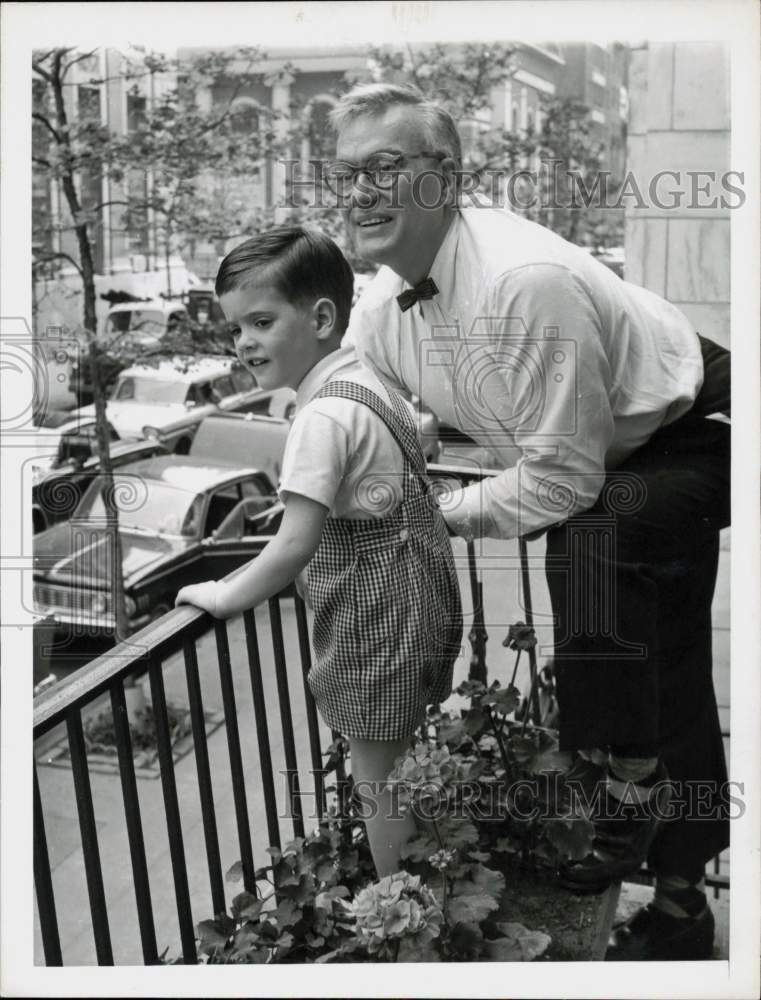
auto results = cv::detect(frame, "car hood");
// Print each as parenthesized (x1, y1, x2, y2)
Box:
(33, 522, 194, 588)
(77, 402, 192, 436)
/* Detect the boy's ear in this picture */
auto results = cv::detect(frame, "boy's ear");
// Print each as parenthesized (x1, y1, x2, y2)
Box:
(313, 297, 337, 341)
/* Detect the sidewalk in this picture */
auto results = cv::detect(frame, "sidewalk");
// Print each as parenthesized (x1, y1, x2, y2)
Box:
(33, 531, 731, 964)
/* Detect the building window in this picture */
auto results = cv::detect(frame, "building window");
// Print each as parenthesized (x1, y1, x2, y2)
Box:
(230, 98, 261, 137)
(126, 94, 149, 255)
(304, 97, 336, 160)
(127, 93, 147, 133)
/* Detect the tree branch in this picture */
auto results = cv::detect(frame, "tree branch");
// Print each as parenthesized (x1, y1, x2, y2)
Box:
(60, 48, 99, 78)
(33, 250, 84, 277)
(32, 111, 61, 142)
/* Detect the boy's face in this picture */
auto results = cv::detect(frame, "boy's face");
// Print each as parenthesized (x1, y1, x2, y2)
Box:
(220, 279, 327, 392)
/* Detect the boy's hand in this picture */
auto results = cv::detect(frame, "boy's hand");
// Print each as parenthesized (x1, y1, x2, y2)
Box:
(175, 580, 220, 616)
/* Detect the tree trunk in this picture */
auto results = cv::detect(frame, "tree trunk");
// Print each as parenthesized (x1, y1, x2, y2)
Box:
(164, 231, 173, 299)
(50, 49, 130, 646)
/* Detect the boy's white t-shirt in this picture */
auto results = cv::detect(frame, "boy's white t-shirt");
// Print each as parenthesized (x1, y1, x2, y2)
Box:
(278, 347, 406, 519)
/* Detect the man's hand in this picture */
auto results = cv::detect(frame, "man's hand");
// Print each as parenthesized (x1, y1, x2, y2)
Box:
(175, 580, 220, 616)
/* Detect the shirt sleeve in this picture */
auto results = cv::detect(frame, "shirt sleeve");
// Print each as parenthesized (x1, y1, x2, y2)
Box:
(278, 405, 351, 512)
(450, 263, 616, 540)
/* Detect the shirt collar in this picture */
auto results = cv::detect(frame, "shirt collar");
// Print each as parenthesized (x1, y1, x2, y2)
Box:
(294, 345, 356, 411)
(415, 211, 462, 321)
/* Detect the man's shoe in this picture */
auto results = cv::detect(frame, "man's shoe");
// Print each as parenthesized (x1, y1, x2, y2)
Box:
(558, 763, 672, 894)
(606, 903, 715, 961)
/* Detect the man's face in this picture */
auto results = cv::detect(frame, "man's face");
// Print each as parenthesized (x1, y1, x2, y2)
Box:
(335, 106, 451, 279)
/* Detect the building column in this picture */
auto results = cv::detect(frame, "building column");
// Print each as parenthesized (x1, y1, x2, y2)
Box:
(266, 71, 294, 219)
(625, 42, 730, 348)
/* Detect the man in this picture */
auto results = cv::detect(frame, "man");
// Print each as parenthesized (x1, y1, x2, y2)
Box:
(328, 83, 730, 961)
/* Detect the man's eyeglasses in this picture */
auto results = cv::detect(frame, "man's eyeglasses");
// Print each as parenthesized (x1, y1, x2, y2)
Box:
(322, 150, 446, 197)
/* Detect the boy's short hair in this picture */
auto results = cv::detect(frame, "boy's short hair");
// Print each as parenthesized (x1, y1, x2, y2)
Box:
(215, 226, 355, 335)
(329, 82, 462, 168)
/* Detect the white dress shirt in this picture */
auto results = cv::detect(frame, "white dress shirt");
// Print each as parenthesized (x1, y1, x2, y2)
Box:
(343, 207, 703, 540)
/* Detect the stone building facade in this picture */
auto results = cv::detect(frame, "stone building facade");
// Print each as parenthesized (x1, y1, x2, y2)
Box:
(625, 42, 731, 349)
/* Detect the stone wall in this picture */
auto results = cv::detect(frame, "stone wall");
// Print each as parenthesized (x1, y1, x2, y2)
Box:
(625, 42, 731, 349)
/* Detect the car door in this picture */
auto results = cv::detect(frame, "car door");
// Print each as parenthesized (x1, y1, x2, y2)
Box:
(199, 475, 282, 580)
(221, 364, 273, 415)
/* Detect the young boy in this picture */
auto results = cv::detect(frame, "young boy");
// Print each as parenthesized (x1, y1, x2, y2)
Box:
(175, 226, 463, 875)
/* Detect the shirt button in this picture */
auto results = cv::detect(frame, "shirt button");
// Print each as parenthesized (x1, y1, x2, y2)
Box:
(399, 527, 409, 541)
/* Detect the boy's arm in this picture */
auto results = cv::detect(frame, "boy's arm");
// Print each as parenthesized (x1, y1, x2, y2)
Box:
(175, 492, 327, 618)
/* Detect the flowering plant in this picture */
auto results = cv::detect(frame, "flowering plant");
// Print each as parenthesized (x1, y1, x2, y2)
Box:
(350, 871, 443, 961)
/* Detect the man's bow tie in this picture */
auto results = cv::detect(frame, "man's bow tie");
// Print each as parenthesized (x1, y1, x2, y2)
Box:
(396, 277, 439, 313)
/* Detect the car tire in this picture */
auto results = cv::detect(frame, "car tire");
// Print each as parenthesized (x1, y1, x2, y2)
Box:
(33, 507, 47, 534)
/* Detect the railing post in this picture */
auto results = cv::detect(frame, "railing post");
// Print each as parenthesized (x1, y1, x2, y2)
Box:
(33, 766, 63, 966)
(466, 540, 488, 683)
(66, 710, 114, 965)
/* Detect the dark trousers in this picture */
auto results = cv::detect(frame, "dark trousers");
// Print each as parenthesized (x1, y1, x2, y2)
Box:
(545, 344, 730, 872)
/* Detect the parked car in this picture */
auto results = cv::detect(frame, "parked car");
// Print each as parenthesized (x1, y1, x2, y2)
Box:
(33, 455, 284, 637)
(185, 283, 235, 335)
(69, 300, 192, 404)
(31, 410, 120, 480)
(33, 432, 170, 533)
(189, 411, 291, 493)
(71, 356, 295, 454)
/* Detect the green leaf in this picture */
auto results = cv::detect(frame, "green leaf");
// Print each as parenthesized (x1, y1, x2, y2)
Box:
(436, 714, 469, 748)
(466, 862, 505, 903)
(437, 816, 480, 850)
(510, 730, 573, 775)
(542, 816, 595, 861)
(504, 622, 537, 651)
(231, 891, 262, 921)
(225, 860, 244, 884)
(447, 920, 484, 959)
(397, 936, 441, 962)
(448, 889, 499, 926)
(400, 829, 439, 863)
(493, 922, 551, 961)
(274, 897, 300, 927)
(196, 919, 230, 949)
(463, 706, 490, 738)
(482, 685, 521, 716)
(492, 834, 523, 855)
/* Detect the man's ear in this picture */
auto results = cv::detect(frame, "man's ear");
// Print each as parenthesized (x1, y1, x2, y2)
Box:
(440, 157, 458, 207)
(313, 297, 338, 341)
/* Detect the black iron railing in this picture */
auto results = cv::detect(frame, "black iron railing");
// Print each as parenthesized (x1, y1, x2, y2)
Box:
(32, 463, 729, 965)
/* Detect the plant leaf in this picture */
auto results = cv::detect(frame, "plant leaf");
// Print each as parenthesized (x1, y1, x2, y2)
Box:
(448, 889, 499, 925)
(231, 891, 261, 921)
(542, 816, 595, 861)
(494, 921, 551, 961)
(510, 730, 572, 775)
(225, 860, 244, 884)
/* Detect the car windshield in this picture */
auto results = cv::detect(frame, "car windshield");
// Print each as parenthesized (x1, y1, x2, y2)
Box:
(106, 310, 165, 336)
(111, 376, 189, 404)
(76, 474, 203, 536)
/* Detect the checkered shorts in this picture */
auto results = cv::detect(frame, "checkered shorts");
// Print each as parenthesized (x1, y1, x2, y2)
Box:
(305, 381, 463, 740)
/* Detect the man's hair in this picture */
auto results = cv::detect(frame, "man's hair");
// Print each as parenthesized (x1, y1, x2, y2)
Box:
(215, 225, 354, 335)
(329, 83, 462, 168)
